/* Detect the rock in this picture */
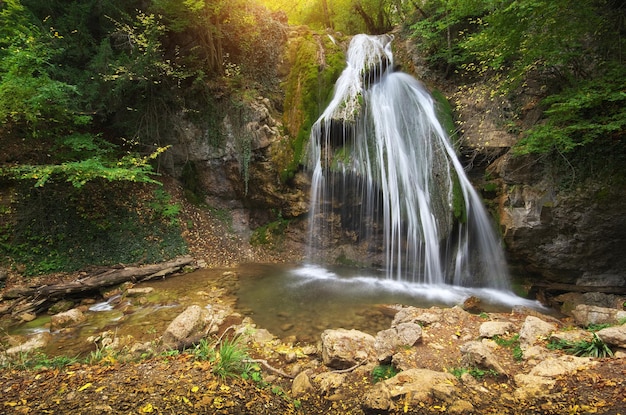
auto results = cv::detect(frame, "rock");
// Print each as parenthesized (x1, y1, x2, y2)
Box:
(314, 372, 347, 395)
(363, 368, 457, 412)
(126, 287, 154, 296)
(549, 329, 593, 344)
(596, 324, 626, 348)
(18, 312, 37, 322)
(161, 305, 208, 349)
(460, 341, 507, 375)
(518, 316, 557, 348)
(374, 322, 422, 362)
(392, 306, 442, 326)
(479, 321, 515, 338)
(320, 328, 376, 369)
(529, 355, 595, 378)
(50, 308, 86, 330)
(513, 374, 557, 400)
(48, 300, 75, 314)
(571, 304, 626, 326)
(462, 296, 482, 313)
(4, 332, 51, 355)
(291, 371, 314, 397)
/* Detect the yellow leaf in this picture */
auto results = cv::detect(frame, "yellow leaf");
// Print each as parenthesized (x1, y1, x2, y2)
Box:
(4, 401, 19, 407)
(78, 382, 92, 391)
(191, 386, 199, 393)
(95, 386, 106, 393)
(140, 403, 154, 413)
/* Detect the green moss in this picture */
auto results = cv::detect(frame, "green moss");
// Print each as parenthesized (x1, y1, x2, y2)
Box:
(279, 32, 346, 182)
(432, 90, 458, 144)
(451, 173, 467, 224)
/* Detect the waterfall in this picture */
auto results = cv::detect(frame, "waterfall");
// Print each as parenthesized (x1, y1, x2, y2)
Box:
(306, 34, 510, 290)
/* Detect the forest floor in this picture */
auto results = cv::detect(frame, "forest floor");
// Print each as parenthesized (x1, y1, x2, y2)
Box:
(1, 178, 626, 414)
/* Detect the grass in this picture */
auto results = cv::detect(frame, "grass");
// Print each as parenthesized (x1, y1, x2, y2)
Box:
(547, 333, 614, 358)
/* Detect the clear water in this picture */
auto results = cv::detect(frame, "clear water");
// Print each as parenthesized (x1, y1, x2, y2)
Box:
(237, 263, 544, 341)
(306, 34, 509, 289)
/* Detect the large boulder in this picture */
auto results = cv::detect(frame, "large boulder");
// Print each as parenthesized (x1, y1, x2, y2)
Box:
(518, 316, 557, 348)
(374, 322, 423, 362)
(320, 328, 376, 369)
(571, 304, 626, 327)
(460, 340, 507, 375)
(363, 368, 457, 412)
(161, 305, 209, 349)
(596, 324, 626, 348)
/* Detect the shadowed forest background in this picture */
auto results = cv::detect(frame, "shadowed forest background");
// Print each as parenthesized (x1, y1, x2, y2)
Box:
(0, 0, 624, 277)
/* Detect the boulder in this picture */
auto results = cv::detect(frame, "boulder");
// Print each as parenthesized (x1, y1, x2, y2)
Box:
(50, 308, 86, 330)
(392, 306, 442, 326)
(320, 328, 376, 369)
(571, 304, 626, 327)
(374, 322, 422, 362)
(518, 316, 557, 348)
(291, 371, 314, 397)
(479, 321, 515, 338)
(363, 368, 457, 411)
(3, 332, 51, 355)
(596, 324, 626, 348)
(529, 355, 595, 378)
(161, 305, 209, 349)
(460, 340, 507, 375)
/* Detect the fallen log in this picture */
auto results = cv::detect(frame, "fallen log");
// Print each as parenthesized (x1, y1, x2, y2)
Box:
(32, 256, 196, 301)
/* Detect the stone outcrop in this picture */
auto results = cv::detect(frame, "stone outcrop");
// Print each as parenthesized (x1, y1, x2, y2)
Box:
(571, 304, 626, 326)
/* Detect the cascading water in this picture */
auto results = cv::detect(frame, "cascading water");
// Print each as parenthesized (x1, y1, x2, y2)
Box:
(306, 34, 510, 290)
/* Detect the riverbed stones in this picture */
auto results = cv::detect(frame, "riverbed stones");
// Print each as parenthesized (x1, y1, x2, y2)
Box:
(291, 371, 314, 397)
(571, 304, 626, 326)
(320, 328, 376, 369)
(518, 315, 557, 348)
(50, 308, 86, 330)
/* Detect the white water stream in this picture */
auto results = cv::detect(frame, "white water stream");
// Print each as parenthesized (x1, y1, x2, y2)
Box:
(306, 34, 509, 290)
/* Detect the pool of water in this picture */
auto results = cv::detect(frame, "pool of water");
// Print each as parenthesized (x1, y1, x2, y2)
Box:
(236, 263, 545, 342)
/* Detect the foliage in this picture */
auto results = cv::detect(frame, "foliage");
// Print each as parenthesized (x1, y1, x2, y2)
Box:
(211, 336, 252, 379)
(0, 182, 187, 275)
(250, 211, 290, 247)
(492, 334, 523, 361)
(448, 366, 499, 379)
(280, 32, 345, 181)
(547, 333, 614, 358)
(409, 0, 626, 161)
(371, 364, 398, 383)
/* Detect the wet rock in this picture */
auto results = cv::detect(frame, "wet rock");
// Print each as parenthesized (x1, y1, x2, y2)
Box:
(48, 299, 75, 314)
(4, 332, 51, 355)
(291, 371, 314, 397)
(571, 304, 626, 326)
(161, 305, 208, 349)
(374, 322, 422, 362)
(126, 287, 154, 296)
(518, 316, 557, 348)
(18, 312, 37, 322)
(462, 296, 482, 313)
(321, 328, 376, 369)
(50, 308, 86, 330)
(596, 324, 626, 348)
(460, 340, 507, 375)
(479, 321, 515, 338)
